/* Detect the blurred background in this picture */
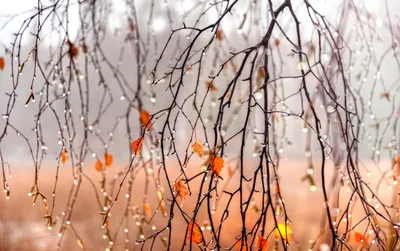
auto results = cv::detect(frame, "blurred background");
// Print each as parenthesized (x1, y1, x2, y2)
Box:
(0, 0, 399, 250)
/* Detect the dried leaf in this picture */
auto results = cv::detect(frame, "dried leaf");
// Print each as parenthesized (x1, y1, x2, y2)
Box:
(128, 18, 135, 32)
(77, 239, 84, 249)
(273, 112, 280, 123)
(396, 155, 400, 166)
(104, 153, 113, 167)
(94, 159, 104, 172)
(187, 220, 203, 244)
(82, 43, 88, 54)
(257, 68, 266, 80)
(205, 80, 218, 91)
(354, 232, 368, 245)
(71, 44, 79, 58)
(0, 57, 4, 71)
(231, 62, 238, 72)
(60, 150, 68, 165)
(275, 223, 292, 242)
(156, 189, 168, 216)
(192, 139, 203, 158)
(19, 62, 25, 73)
(143, 202, 152, 218)
(275, 185, 281, 194)
(274, 39, 281, 47)
(255, 235, 269, 251)
(174, 180, 189, 201)
(66, 40, 79, 58)
(131, 136, 144, 156)
(235, 239, 248, 251)
(216, 29, 223, 41)
(380, 92, 391, 101)
(210, 154, 224, 177)
(25, 91, 35, 106)
(160, 236, 168, 248)
(140, 110, 152, 129)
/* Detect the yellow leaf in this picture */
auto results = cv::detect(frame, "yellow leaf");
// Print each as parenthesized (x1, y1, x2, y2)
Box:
(275, 223, 292, 242)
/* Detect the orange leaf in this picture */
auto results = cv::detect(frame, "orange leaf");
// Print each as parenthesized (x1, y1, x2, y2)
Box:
(94, 159, 104, 172)
(273, 112, 280, 123)
(60, 150, 68, 165)
(228, 165, 233, 177)
(0, 57, 5, 71)
(143, 202, 152, 217)
(140, 110, 152, 129)
(274, 39, 281, 47)
(187, 220, 203, 244)
(235, 239, 248, 251)
(205, 80, 218, 91)
(216, 29, 223, 41)
(131, 136, 144, 156)
(210, 154, 224, 177)
(255, 235, 269, 251)
(192, 139, 203, 158)
(104, 153, 113, 167)
(354, 232, 368, 245)
(174, 180, 189, 201)
(275, 184, 281, 194)
(397, 155, 400, 166)
(231, 62, 238, 72)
